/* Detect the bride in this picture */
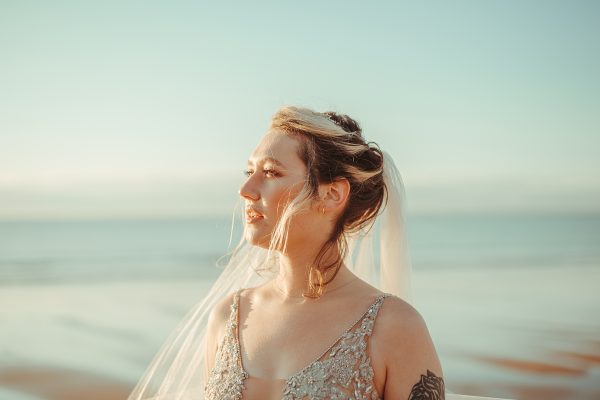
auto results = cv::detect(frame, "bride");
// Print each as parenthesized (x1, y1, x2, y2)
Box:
(128, 106, 510, 400)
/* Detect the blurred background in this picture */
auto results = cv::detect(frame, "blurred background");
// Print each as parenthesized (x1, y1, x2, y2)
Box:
(1, 1, 599, 399)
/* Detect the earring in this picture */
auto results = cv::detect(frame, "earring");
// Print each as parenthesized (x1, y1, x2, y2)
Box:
(321, 206, 326, 214)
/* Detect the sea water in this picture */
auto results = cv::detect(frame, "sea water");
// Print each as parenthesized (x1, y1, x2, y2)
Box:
(0, 213, 599, 399)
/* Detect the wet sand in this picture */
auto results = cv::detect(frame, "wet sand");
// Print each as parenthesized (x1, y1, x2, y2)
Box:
(1, 326, 597, 400)
(1, 265, 599, 400)
(1, 341, 599, 400)
(0, 366, 132, 400)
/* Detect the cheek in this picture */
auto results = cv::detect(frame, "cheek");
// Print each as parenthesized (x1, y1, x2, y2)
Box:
(273, 196, 319, 235)
(265, 184, 302, 218)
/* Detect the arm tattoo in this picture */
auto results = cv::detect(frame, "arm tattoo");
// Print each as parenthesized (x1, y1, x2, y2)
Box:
(408, 369, 445, 400)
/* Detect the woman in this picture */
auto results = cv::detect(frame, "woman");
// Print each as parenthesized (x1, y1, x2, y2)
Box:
(128, 107, 507, 400)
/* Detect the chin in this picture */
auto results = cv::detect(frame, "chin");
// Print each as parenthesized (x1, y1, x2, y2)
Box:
(244, 229, 272, 249)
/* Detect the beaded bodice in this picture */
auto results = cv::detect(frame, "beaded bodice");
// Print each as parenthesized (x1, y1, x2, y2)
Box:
(204, 289, 391, 400)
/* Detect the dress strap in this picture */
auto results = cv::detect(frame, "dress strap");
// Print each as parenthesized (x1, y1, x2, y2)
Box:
(225, 289, 247, 373)
(226, 289, 243, 332)
(361, 293, 392, 336)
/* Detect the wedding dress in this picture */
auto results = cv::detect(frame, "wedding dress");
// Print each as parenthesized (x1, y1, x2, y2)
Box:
(127, 151, 513, 400)
(205, 290, 393, 400)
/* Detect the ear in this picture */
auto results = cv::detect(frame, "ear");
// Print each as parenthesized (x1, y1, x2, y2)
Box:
(318, 178, 350, 213)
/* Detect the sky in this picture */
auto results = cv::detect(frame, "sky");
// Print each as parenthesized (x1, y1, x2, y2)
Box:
(1, 0, 599, 219)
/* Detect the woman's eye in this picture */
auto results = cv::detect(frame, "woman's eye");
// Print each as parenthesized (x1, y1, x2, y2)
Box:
(243, 169, 279, 177)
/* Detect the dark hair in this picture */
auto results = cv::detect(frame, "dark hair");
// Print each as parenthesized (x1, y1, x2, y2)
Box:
(268, 106, 388, 298)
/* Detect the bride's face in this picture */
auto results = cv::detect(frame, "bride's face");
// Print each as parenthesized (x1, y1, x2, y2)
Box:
(239, 130, 316, 249)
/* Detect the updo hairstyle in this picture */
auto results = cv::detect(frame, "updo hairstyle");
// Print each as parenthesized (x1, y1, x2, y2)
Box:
(262, 106, 389, 298)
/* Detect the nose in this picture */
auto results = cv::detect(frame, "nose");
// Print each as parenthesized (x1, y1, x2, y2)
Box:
(238, 176, 260, 201)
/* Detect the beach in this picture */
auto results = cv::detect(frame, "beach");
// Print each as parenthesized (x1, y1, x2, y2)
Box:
(3, 0, 600, 397)
(0, 265, 599, 400)
(1, 215, 599, 399)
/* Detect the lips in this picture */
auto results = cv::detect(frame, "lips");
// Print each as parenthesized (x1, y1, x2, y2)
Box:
(246, 207, 263, 217)
(245, 207, 264, 223)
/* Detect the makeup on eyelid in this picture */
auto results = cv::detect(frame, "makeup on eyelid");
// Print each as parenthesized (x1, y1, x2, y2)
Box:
(243, 169, 280, 177)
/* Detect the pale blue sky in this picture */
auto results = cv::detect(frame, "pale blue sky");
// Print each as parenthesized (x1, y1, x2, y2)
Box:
(1, 1, 599, 219)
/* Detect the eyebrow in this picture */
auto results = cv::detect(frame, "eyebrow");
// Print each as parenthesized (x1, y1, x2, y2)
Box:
(247, 156, 286, 168)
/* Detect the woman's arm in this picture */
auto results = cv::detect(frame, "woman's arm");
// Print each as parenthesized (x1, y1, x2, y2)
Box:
(377, 297, 445, 399)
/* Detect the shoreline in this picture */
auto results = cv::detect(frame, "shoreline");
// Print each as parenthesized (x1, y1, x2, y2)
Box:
(0, 365, 133, 400)
(1, 266, 599, 400)
(2, 348, 599, 400)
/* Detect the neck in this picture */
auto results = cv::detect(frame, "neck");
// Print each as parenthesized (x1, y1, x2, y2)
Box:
(272, 240, 356, 301)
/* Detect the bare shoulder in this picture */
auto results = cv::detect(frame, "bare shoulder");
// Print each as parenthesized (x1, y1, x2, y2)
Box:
(208, 284, 267, 327)
(203, 290, 240, 381)
(371, 295, 431, 361)
(205, 290, 240, 360)
(372, 295, 446, 399)
(375, 295, 427, 338)
(207, 290, 237, 333)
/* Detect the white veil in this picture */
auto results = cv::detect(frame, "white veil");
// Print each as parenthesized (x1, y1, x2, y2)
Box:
(127, 151, 510, 400)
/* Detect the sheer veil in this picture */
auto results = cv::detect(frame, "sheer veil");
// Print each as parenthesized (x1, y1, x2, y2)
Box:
(127, 151, 509, 400)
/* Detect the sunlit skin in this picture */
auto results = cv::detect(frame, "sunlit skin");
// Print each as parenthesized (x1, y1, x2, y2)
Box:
(239, 130, 313, 250)
(238, 129, 358, 299)
(203, 128, 446, 399)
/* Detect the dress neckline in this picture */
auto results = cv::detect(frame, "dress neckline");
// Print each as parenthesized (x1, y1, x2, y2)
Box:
(232, 290, 390, 383)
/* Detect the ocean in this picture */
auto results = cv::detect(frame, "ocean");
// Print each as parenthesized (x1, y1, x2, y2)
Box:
(0, 214, 599, 399)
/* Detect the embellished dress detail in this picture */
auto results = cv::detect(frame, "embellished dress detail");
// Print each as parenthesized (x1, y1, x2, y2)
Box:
(204, 290, 249, 399)
(205, 289, 392, 400)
